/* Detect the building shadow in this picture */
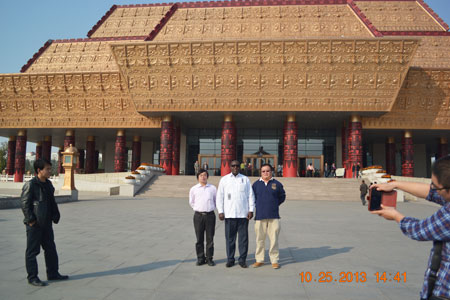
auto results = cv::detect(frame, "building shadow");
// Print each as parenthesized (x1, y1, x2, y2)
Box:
(69, 259, 193, 280)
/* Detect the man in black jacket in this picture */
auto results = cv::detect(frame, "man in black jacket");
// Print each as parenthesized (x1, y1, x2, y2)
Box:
(21, 158, 68, 286)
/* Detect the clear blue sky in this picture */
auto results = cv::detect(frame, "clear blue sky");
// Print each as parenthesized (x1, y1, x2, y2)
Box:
(0, 0, 449, 150)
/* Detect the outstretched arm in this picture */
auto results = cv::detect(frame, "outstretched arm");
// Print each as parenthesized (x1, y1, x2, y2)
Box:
(371, 181, 429, 199)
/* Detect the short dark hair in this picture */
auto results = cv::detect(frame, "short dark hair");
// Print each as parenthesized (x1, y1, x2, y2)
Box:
(34, 158, 52, 174)
(432, 155, 450, 189)
(260, 163, 273, 171)
(197, 169, 209, 179)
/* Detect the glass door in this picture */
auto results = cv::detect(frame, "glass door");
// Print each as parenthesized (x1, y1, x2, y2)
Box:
(242, 154, 278, 177)
(198, 154, 221, 176)
(298, 155, 324, 177)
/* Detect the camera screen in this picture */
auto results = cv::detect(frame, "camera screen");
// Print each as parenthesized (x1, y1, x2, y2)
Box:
(369, 189, 382, 211)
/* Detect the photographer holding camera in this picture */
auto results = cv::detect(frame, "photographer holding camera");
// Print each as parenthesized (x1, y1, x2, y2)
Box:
(370, 155, 450, 300)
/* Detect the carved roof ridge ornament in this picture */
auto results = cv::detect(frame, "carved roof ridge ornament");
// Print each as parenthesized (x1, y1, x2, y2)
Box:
(381, 31, 450, 36)
(145, 4, 179, 41)
(87, 5, 118, 38)
(110, 38, 419, 114)
(347, 0, 382, 38)
(20, 40, 53, 73)
(416, 0, 450, 31)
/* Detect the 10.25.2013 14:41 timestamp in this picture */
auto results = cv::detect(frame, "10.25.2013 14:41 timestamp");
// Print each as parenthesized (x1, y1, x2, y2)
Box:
(299, 271, 407, 284)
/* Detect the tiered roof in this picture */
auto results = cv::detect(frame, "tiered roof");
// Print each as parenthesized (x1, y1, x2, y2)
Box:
(19, 0, 449, 73)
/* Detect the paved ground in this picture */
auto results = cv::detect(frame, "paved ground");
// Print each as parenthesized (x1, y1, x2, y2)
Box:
(0, 191, 441, 300)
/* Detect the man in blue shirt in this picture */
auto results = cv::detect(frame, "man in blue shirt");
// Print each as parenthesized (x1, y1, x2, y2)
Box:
(251, 163, 286, 269)
(371, 155, 450, 300)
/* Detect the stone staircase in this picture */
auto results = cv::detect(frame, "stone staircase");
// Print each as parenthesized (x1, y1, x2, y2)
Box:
(138, 175, 361, 201)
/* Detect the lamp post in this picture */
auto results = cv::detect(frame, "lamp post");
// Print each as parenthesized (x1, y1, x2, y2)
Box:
(61, 144, 78, 191)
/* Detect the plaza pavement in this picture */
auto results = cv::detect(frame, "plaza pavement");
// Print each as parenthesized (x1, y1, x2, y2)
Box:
(0, 189, 440, 300)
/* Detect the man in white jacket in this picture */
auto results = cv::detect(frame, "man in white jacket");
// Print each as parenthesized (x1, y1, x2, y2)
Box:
(217, 160, 255, 268)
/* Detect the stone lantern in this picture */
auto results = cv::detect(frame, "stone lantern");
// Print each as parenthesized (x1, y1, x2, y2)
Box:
(61, 144, 78, 191)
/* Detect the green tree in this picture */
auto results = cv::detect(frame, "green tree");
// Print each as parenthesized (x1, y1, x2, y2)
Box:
(0, 141, 7, 173)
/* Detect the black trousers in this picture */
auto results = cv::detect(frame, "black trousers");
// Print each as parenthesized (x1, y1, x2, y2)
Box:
(25, 223, 59, 281)
(225, 218, 249, 264)
(193, 211, 216, 260)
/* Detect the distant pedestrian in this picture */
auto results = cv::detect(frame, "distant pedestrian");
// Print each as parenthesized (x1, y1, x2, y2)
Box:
(194, 160, 199, 175)
(330, 163, 336, 177)
(356, 163, 361, 178)
(359, 180, 368, 206)
(306, 163, 314, 177)
(324, 162, 329, 177)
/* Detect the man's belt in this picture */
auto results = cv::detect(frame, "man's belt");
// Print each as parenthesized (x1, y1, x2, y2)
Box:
(195, 211, 215, 216)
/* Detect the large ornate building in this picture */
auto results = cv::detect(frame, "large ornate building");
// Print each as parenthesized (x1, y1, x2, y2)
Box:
(1, 0, 449, 180)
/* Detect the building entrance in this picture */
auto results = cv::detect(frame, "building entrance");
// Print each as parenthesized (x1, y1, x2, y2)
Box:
(298, 155, 324, 177)
(198, 154, 221, 176)
(242, 154, 277, 177)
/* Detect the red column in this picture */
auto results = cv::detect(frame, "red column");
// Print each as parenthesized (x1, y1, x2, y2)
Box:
(114, 130, 127, 172)
(221, 115, 236, 176)
(347, 116, 363, 178)
(35, 141, 42, 160)
(42, 136, 52, 162)
(172, 125, 181, 176)
(6, 136, 16, 176)
(85, 136, 96, 174)
(14, 130, 27, 182)
(61, 130, 75, 174)
(283, 114, 298, 177)
(95, 150, 99, 171)
(77, 149, 85, 171)
(402, 131, 414, 177)
(160, 117, 173, 175)
(437, 138, 448, 159)
(132, 136, 141, 171)
(341, 122, 347, 170)
(385, 137, 396, 175)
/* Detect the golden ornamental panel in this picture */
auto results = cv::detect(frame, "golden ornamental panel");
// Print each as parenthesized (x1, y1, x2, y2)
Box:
(410, 36, 450, 69)
(0, 72, 161, 128)
(90, 6, 170, 38)
(111, 38, 418, 113)
(25, 40, 140, 74)
(155, 5, 373, 41)
(362, 69, 450, 129)
(354, 1, 445, 32)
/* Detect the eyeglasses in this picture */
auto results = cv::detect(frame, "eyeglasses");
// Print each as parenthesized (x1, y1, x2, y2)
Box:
(261, 170, 272, 173)
(430, 182, 449, 191)
(231, 164, 240, 167)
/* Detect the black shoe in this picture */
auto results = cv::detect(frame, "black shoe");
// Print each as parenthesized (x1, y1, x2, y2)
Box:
(206, 259, 215, 266)
(47, 273, 69, 281)
(196, 259, 206, 266)
(225, 261, 235, 268)
(239, 262, 248, 268)
(28, 278, 47, 286)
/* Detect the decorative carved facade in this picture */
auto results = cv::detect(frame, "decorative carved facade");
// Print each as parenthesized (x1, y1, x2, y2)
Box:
(154, 5, 373, 41)
(0, 72, 161, 128)
(0, 0, 449, 130)
(355, 0, 447, 32)
(111, 39, 418, 113)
